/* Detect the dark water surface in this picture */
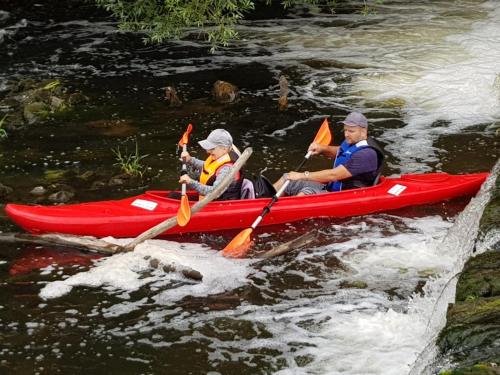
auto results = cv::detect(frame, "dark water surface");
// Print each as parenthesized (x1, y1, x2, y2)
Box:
(0, 1, 499, 374)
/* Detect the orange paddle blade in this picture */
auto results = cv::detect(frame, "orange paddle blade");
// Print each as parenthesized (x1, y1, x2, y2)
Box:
(178, 123, 193, 147)
(176, 194, 191, 227)
(313, 118, 332, 146)
(222, 228, 254, 258)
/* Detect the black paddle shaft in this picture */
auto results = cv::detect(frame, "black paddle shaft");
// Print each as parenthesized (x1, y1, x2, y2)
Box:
(252, 155, 310, 227)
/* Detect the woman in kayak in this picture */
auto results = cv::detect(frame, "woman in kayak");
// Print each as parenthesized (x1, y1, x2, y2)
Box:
(274, 112, 384, 196)
(179, 128, 243, 200)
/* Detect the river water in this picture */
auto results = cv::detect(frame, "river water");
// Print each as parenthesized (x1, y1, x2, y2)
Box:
(0, 0, 499, 374)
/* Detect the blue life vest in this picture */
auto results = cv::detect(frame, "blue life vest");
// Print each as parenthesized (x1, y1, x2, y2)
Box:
(326, 139, 371, 192)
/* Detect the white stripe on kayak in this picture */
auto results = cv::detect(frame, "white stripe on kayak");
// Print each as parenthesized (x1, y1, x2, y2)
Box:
(387, 184, 407, 196)
(131, 199, 158, 211)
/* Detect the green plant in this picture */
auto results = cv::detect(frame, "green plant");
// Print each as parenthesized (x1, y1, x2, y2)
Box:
(0, 114, 8, 140)
(43, 80, 61, 91)
(112, 140, 149, 178)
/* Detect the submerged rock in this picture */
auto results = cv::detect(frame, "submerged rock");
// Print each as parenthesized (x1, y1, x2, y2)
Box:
(164, 86, 182, 107)
(30, 186, 46, 196)
(339, 280, 368, 289)
(48, 190, 75, 203)
(212, 80, 238, 104)
(1, 78, 89, 131)
(278, 75, 289, 111)
(0, 183, 13, 197)
(67, 92, 88, 105)
(85, 119, 136, 137)
(23, 102, 51, 124)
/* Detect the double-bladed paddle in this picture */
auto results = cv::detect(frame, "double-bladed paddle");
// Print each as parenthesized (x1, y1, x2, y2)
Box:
(222, 118, 332, 258)
(177, 123, 193, 227)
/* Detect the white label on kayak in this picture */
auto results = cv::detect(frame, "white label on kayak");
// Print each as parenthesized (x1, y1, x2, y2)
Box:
(131, 199, 158, 211)
(388, 184, 407, 196)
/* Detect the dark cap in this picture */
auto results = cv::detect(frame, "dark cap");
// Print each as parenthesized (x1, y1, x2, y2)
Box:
(340, 112, 368, 128)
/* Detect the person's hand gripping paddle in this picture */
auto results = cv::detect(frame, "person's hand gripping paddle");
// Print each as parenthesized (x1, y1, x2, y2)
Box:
(222, 118, 332, 258)
(177, 124, 193, 227)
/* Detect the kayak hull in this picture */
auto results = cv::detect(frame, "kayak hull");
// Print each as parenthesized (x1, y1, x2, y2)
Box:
(5, 172, 489, 238)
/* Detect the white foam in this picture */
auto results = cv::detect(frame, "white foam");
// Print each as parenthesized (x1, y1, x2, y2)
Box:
(39, 239, 253, 302)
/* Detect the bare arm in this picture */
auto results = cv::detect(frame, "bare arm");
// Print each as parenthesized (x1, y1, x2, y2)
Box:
(308, 142, 339, 159)
(287, 165, 352, 184)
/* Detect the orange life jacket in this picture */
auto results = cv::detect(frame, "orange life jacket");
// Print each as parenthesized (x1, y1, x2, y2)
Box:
(199, 152, 241, 200)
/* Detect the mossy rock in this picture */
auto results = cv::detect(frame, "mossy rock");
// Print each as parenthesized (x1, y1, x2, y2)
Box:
(418, 267, 439, 277)
(339, 280, 368, 289)
(379, 97, 407, 109)
(23, 102, 51, 124)
(11, 78, 38, 93)
(2, 78, 88, 130)
(456, 252, 500, 301)
(439, 297, 500, 353)
(440, 362, 500, 374)
(43, 169, 67, 181)
(67, 92, 88, 105)
(0, 183, 13, 197)
(439, 322, 500, 353)
(446, 297, 500, 326)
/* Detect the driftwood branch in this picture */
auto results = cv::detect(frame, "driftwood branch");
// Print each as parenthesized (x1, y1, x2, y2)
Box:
(258, 231, 318, 259)
(0, 232, 122, 253)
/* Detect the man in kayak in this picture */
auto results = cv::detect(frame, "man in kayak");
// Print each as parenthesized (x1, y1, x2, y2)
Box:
(179, 128, 243, 200)
(274, 112, 384, 196)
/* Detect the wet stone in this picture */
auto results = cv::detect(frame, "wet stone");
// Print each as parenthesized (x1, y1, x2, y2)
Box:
(77, 171, 96, 182)
(438, 297, 500, 356)
(212, 80, 239, 104)
(339, 280, 368, 289)
(456, 252, 500, 301)
(0, 183, 13, 197)
(149, 258, 160, 268)
(67, 92, 88, 105)
(23, 102, 50, 124)
(164, 86, 182, 107)
(162, 264, 176, 273)
(30, 186, 46, 196)
(108, 176, 125, 186)
(48, 190, 74, 203)
(440, 363, 500, 375)
(90, 181, 107, 190)
(49, 96, 64, 109)
(479, 174, 500, 237)
(181, 269, 203, 281)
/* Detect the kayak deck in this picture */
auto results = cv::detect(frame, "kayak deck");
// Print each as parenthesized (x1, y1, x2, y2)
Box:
(5, 172, 489, 238)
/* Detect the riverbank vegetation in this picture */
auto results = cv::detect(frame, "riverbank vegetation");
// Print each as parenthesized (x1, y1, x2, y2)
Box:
(94, 0, 377, 50)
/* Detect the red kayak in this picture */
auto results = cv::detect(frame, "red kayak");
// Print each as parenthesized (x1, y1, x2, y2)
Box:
(5, 172, 488, 238)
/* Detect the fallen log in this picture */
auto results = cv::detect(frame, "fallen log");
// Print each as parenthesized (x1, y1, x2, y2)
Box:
(258, 231, 318, 259)
(0, 232, 122, 254)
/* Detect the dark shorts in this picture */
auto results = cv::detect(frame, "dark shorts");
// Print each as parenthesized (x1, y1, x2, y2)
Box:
(284, 180, 328, 196)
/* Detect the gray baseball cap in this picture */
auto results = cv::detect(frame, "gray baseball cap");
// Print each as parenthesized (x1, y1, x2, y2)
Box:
(340, 112, 368, 128)
(198, 129, 233, 150)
